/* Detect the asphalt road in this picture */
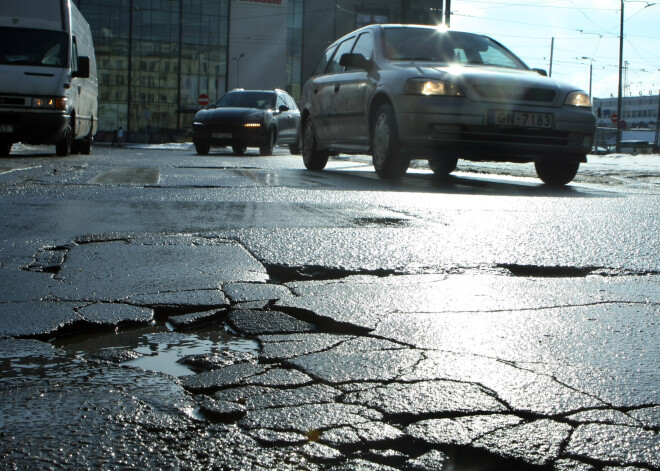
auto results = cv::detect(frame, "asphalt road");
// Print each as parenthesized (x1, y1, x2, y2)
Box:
(1, 144, 658, 470)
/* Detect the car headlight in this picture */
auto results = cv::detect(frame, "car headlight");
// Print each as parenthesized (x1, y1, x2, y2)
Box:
(406, 79, 464, 97)
(565, 91, 591, 107)
(243, 123, 261, 128)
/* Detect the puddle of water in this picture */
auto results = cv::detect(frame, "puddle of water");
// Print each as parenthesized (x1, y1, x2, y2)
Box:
(53, 322, 259, 377)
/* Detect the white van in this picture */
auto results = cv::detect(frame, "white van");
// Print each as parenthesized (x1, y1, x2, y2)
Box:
(0, 0, 98, 156)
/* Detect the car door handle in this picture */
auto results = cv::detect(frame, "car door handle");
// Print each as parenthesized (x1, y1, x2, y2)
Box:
(334, 84, 340, 93)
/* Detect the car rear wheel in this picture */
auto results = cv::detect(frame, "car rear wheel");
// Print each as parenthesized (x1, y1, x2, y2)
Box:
(535, 158, 580, 186)
(259, 129, 274, 156)
(194, 139, 211, 155)
(289, 131, 302, 155)
(428, 155, 458, 179)
(372, 103, 410, 179)
(302, 119, 329, 170)
(232, 145, 247, 156)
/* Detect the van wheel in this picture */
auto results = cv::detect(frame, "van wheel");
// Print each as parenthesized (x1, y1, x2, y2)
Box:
(56, 124, 72, 157)
(372, 103, 409, 179)
(535, 158, 580, 186)
(289, 130, 302, 155)
(302, 119, 329, 170)
(0, 142, 11, 156)
(80, 118, 94, 155)
(428, 155, 458, 179)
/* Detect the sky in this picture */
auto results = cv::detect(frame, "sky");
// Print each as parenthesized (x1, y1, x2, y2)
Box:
(447, 0, 660, 99)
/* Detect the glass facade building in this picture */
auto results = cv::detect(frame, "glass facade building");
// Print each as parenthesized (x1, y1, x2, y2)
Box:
(75, 0, 436, 141)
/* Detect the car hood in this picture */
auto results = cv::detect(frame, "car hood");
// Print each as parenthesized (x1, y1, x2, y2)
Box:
(195, 107, 269, 122)
(397, 63, 576, 106)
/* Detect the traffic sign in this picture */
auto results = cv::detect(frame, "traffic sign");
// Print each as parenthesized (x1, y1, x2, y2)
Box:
(618, 119, 627, 130)
(611, 113, 618, 124)
(198, 94, 210, 106)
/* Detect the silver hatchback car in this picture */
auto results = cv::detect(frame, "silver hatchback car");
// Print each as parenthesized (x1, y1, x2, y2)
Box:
(300, 24, 596, 185)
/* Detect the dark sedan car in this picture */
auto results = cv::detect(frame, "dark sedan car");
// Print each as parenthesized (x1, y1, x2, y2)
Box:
(300, 25, 597, 185)
(192, 89, 301, 156)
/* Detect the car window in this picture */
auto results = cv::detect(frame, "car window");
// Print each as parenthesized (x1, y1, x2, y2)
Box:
(285, 94, 298, 110)
(326, 37, 357, 74)
(217, 92, 276, 109)
(382, 28, 527, 70)
(277, 95, 287, 109)
(312, 46, 337, 76)
(345, 32, 374, 71)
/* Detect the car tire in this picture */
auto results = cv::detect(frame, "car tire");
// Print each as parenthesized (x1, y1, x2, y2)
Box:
(56, 123, 72, 157)
(535, 158, 580, 186)
(1, 142, 12, 156)
(232, 145, 247, 156)
(194, 139, 211, 155)
(289, 131, 302, 155)
(259, 129, 274, 156)
(372, 103, 410, 179)
(302, 118, 329, 170)
(428, 155, 458, 179)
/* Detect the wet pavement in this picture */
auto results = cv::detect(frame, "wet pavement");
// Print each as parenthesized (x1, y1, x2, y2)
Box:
(0, 144, 658, 470)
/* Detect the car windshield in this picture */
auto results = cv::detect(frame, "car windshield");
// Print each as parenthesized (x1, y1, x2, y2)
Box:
(216, 92, 276, 109)
(382, 28, 527, 70)
(0, 27, 68, 67)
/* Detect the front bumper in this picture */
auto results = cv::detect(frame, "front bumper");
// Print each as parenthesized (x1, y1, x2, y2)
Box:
(0, 109, 69, 145)
(192, 122, 268, 148)
(393, 95, 595, 162)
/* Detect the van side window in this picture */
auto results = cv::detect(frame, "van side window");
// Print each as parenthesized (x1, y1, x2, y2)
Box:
(327, 37, 356, 74)
(312, 46, 337, 76)
(71, 37, 79, 72)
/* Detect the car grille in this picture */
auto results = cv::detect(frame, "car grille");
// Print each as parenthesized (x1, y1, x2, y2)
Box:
(473, 85, 556, 103)
(0, 97, 27, 107)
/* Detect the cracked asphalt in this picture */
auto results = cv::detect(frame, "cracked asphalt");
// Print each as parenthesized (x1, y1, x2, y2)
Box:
(0, 144, 658, 470)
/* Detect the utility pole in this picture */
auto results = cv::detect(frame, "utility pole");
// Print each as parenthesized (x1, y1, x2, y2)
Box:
(616, 0, 624, 149)
(444, 0, 451, 26)
(655, 90, 660, 147)
(549, 37, 554, 77)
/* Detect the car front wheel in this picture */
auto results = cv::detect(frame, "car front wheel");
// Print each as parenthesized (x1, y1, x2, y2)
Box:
(232, 145, 247, 156)
(302, 119, 329, 170)
(372, 103, 409, 179)
(260, 129, 274, 156)
(194, 139, 211, 155)
(535, 158, 580, 186)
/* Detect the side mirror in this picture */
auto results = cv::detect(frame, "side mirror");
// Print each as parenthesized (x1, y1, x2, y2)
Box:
(340, 53, 371, 71)
(278, 105, 290, 113)
(532, 68, 548, 77)
(74, 56, 90, 78)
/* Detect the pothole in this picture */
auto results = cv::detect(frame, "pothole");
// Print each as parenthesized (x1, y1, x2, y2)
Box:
(265, 264, 399, 284)
(53, 322, 259, 378)
(498, 264, 598, 278)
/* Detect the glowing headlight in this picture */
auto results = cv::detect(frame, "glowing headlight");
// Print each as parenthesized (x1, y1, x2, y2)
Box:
(406, 79, 464, 97)
(32, 97, 67, 110)
(244, 123, 261, 128)
(565, 91, 591, 107)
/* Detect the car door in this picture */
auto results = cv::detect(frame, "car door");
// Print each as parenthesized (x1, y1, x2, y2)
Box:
(334, 32, 375, 146)
(303, 45, 337, 143)
(275, 94, 296, 143)
(318, 37, 357, 143)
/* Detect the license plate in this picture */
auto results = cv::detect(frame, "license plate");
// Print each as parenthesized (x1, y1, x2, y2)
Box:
(491, 111, 553, 129)
(0, 124, 13, 133)
(212, 132, 231, 139)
